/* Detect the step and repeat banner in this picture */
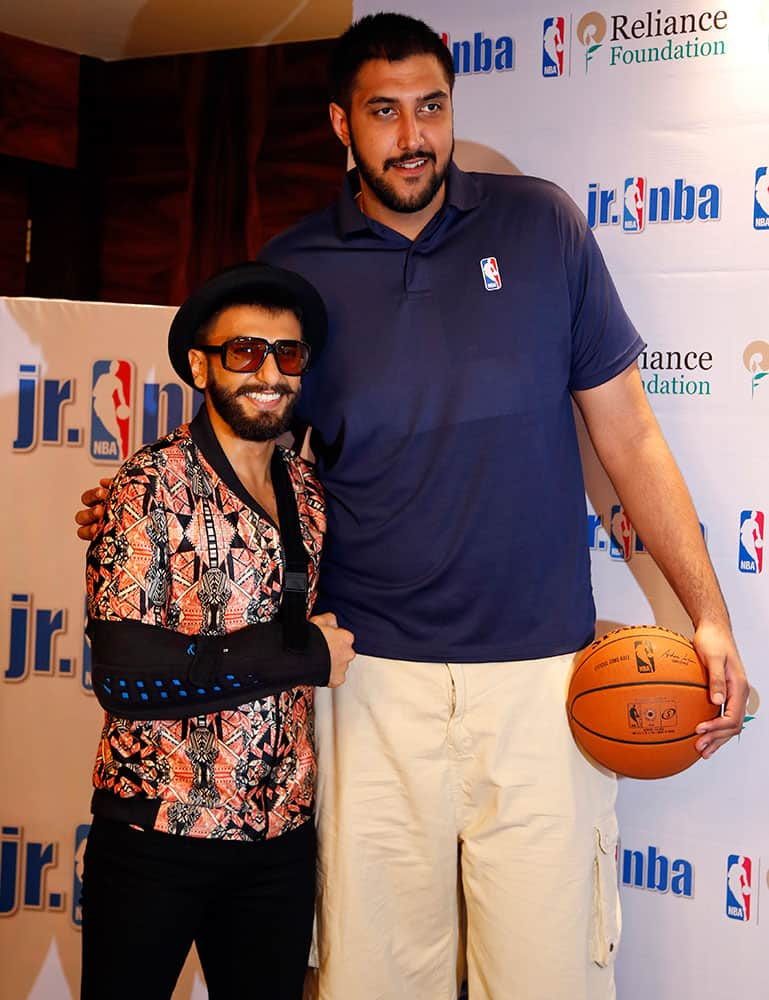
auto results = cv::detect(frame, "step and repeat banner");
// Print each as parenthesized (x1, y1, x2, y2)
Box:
(0, 298, 213, 998)
(2, 2, 769, 996)
(349, 0, 768, 995)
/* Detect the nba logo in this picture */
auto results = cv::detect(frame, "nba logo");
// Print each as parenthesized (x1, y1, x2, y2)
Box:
(542, 18, 565, 77)
(622, 176, 645, 233)
(633, 640, 655, 674)
(72, 823, 90, 927)
(480, 257, 502, 291)
(609, 505, 632, 560)
(90, 360, 133, 463)
(754, 167, 769, 230)
(726, 855, 752, 921)
(738, 510, 764, 574)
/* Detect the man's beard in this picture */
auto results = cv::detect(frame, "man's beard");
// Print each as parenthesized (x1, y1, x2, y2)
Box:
(207, 378, 298, 442)
(350, 131, 454, 215)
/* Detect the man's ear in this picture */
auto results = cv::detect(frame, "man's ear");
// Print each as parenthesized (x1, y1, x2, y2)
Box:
(188, 348, 208, 392)
(329, 102, 351, 148)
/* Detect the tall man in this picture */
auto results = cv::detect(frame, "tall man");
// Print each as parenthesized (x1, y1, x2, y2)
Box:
(81, 263, 354, 999)
(78, 14, 748, 1000)
(259, 14, 748, 1000)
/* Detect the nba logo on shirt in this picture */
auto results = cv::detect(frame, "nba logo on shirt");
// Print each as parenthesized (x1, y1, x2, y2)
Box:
(622, 176, 645, 233)
(754, 167, 769, 230)
(90, 360, 133, 463)
(480, 257, 502, 291)
(726, 855, 752, 921)
(542, 18, 565, 77)
(738, 510, 764, 574)
(72, 823, 90, 927)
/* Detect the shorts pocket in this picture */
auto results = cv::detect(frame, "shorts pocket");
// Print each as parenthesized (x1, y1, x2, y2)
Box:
(590, 815, 622, 967)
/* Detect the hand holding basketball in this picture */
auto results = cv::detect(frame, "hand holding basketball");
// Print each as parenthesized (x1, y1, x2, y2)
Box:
(567, 625, 721, 779)
(691, 618, 749, 758)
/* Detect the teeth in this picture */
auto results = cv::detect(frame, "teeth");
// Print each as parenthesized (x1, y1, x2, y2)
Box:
(400, 159, 426, 169)
(246, 391, 281, 401)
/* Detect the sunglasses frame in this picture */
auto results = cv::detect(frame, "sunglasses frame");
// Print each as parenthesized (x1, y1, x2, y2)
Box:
(196, 337, 311, 376)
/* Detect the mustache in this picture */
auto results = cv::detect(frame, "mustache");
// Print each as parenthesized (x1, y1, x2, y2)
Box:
(234, 382, 293, 398)
(384, 150, 436, 171)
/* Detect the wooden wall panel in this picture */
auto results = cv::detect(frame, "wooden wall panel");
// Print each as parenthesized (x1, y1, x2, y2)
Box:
(0, 157, 29, 295)
(0, 32, 79, 168)
(98, 40, 346, 306)
(0, 34, 346, 305)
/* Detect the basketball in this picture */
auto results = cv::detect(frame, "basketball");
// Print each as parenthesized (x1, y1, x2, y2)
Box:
(567, 625, 720, 779)
(115, 404, 130, 421)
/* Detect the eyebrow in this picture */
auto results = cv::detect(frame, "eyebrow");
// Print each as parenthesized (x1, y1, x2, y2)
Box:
(365, 89, 449, 107)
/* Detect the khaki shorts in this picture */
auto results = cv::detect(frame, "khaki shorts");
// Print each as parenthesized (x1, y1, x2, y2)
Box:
(309, 652, 619, 1000)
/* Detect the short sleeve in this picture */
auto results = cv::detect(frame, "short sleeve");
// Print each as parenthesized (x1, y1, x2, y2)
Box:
(561, 197, 646, 391)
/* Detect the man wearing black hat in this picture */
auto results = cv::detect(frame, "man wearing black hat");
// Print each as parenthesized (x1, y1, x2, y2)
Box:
(80, 263, 354, 1000)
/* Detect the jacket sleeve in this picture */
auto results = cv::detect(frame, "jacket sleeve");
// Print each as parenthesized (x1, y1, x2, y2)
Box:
(86, 459, 171, 628)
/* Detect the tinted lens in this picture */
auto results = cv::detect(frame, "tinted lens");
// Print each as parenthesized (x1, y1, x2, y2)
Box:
(223, 339, 268, 372)
(273, 341, 310, 375)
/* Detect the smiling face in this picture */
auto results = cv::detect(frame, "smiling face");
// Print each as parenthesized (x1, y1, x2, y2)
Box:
(329, 54, 454, 237)
(189, 304, 302, 442)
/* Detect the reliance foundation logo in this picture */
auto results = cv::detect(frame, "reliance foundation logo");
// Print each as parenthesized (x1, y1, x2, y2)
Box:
(744, 341, 769, 398)
(587, 175, 720, 231)
(575, 8, 728, 73)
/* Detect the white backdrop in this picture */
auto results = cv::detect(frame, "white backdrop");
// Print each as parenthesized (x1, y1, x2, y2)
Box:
(349, 0, 769, 994)
(2, 1, 769, 996)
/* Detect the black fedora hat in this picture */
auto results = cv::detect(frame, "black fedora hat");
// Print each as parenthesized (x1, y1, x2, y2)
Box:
(168, 262, 328, 387)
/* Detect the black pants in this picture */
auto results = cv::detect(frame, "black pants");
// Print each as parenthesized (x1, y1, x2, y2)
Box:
(81, 816, 316, 1000)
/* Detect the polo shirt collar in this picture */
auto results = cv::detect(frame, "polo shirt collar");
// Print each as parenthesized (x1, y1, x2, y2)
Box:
(336, 162, 482, 240)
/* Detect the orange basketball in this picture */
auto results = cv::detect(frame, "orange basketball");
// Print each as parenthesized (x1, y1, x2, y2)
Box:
(567, 625, 720, 779)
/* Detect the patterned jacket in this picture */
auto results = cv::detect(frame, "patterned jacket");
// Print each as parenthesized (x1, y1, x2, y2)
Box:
(86, 406, 325, 841)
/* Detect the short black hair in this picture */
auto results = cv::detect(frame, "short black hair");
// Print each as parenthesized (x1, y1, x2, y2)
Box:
(329, 12, 455, 111)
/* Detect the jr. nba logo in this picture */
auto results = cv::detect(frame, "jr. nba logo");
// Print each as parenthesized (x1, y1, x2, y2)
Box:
(90, 360, 133, 462)
(480, 257, 502, 291)
(754, 167, 769, 230)
(726, 855, 752, 921)
(623, 176, 645, 233)
(542, 18, 565, 76)
(738, 510, 764, 574)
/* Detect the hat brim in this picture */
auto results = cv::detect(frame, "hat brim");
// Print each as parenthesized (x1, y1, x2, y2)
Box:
(168, 262, 328, 387)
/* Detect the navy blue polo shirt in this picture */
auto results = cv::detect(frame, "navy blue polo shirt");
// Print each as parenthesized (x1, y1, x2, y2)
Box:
(262, 165, 644, 663)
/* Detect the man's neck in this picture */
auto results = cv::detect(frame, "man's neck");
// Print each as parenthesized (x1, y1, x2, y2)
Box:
(357, 181, 446, 241)
(204, 401, 274, 491)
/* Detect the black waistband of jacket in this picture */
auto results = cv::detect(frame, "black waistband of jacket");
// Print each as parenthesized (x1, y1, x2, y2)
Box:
(90, 788, 162, 829)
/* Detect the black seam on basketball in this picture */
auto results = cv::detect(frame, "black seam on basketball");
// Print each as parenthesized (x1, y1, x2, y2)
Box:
(571, 681, 709, 704)
(568, 720, 699, 747)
